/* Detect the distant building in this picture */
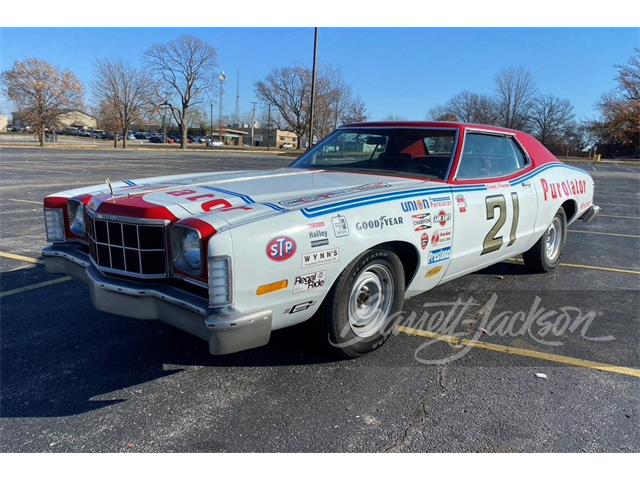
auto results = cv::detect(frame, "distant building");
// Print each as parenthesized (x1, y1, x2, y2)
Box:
(238, 127, 298, 149)
(211, 128, 246, 146)
(12, 109, 97, 130)
(56, 109, 97, 129)
(0, 115, 7, 132)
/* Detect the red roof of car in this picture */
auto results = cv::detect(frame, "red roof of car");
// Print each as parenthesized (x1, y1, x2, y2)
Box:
(339, 121, 520, 134)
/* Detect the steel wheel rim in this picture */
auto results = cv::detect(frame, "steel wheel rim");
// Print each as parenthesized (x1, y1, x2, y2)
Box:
(348, 264, 394, 338)
(545, 217, 562, 261)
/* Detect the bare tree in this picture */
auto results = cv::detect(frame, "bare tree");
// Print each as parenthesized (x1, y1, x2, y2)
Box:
(596, 48, 640, 154)
(256, 65, 367, 148)
(447, 91, 499, 124)
(428, 91, 498, 124)
(340, 96, 368, 124)
(95, 100, 120, 148)
(255, 66, 311, 149)
(426, 106, 457, 122)
(93, 59, 154, 148)
(494, 66, 536, 130)
(529, 94, 575, 146)
(1, 58, 84, 146)
(144, 36, 218, 149)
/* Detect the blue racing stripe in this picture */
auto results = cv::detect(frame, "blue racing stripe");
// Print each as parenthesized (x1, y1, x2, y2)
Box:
(201, 185, 255, 204)
(301, 184, 487, 218)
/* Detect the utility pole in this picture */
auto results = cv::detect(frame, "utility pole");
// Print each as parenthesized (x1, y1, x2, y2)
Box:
(234, 69, 241, 127)
(307, 27, 319, 150)
(209, 101, 213, 148)
(250, 101, 257, 148)
(267, 104, 271, 151)
(218, 71, 226, 144)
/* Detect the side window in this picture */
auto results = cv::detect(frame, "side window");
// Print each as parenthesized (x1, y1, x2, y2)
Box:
(457, 133, 529, 180)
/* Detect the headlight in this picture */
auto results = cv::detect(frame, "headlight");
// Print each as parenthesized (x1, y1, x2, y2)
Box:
(171, 227, 203, 276)
(182, 230, 201, 270)
(67, 200, 85, 236)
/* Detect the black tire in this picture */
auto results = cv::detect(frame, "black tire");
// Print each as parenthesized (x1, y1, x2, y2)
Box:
(523, 207, 567, 273)
(319, 248, 405, 358)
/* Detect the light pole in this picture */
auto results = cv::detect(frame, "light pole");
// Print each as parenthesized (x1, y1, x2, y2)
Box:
(218, 71, 226, 144)
(307, 27, 319, 149)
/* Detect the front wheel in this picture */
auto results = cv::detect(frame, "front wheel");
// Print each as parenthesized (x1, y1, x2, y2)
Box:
(523, 207, 567, 273)
(320, 248, 406, 358)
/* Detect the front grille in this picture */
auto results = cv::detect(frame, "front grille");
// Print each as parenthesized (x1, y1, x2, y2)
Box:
(86, 211, 168, 278)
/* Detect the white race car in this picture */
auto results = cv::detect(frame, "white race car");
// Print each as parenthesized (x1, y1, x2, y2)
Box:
(42, 122, 599, 357)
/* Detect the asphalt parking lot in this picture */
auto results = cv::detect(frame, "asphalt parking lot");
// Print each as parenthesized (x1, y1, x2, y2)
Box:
(0, 147, 638, 452)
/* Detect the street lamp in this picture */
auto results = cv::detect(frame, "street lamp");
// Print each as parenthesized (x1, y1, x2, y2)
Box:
(218, 71, 226, 144)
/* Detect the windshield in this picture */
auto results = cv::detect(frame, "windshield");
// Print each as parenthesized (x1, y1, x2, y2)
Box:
(291, 128, 457, 180)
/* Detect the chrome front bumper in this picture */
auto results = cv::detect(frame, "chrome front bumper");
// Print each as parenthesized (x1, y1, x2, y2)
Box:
(42, 245, 272, 355)
(579, 204, 600, 223)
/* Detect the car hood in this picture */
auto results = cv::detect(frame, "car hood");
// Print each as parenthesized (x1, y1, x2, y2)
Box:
(87, 168, 441, 225)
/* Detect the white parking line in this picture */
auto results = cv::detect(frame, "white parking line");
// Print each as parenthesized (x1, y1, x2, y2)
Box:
(598, 214, 640, 219)
(569, 229, 640, 239)
(8, 198, 41, 205)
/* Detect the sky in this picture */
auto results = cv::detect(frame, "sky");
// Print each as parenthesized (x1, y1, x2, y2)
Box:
(0, 27, 638, 122)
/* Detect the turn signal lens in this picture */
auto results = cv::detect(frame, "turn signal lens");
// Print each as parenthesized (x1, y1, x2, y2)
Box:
(44, 208, 65, 242)
(256, 279, 288, 296)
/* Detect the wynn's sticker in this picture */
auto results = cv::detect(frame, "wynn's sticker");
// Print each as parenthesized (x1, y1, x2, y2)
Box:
(301, 248, 339, 268)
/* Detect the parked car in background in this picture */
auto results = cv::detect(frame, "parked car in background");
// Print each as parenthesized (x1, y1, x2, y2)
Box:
(281, 143, 295, 150)
(126, 134, 136, 141)
(211, 140, 224, 147)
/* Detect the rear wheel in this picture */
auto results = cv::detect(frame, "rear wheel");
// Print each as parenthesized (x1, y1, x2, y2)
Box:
(523, 207, 567, 273)
(320, 248, 405, 358)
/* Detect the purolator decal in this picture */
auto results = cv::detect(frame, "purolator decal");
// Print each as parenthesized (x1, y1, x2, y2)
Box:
(355, 216, 403, 231)
(429, 196, 452, 208)
(266, 236, 297, 261)
(541, 178, 587, 201)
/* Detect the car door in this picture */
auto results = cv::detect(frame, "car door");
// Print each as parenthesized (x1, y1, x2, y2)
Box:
(442, 131, 538, 281)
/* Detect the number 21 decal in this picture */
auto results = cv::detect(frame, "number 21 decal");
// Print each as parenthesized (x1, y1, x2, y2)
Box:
(481, 192, 519, 255)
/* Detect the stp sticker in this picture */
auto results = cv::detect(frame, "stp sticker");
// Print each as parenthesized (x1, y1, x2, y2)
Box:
(266, 236, 297, 261)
